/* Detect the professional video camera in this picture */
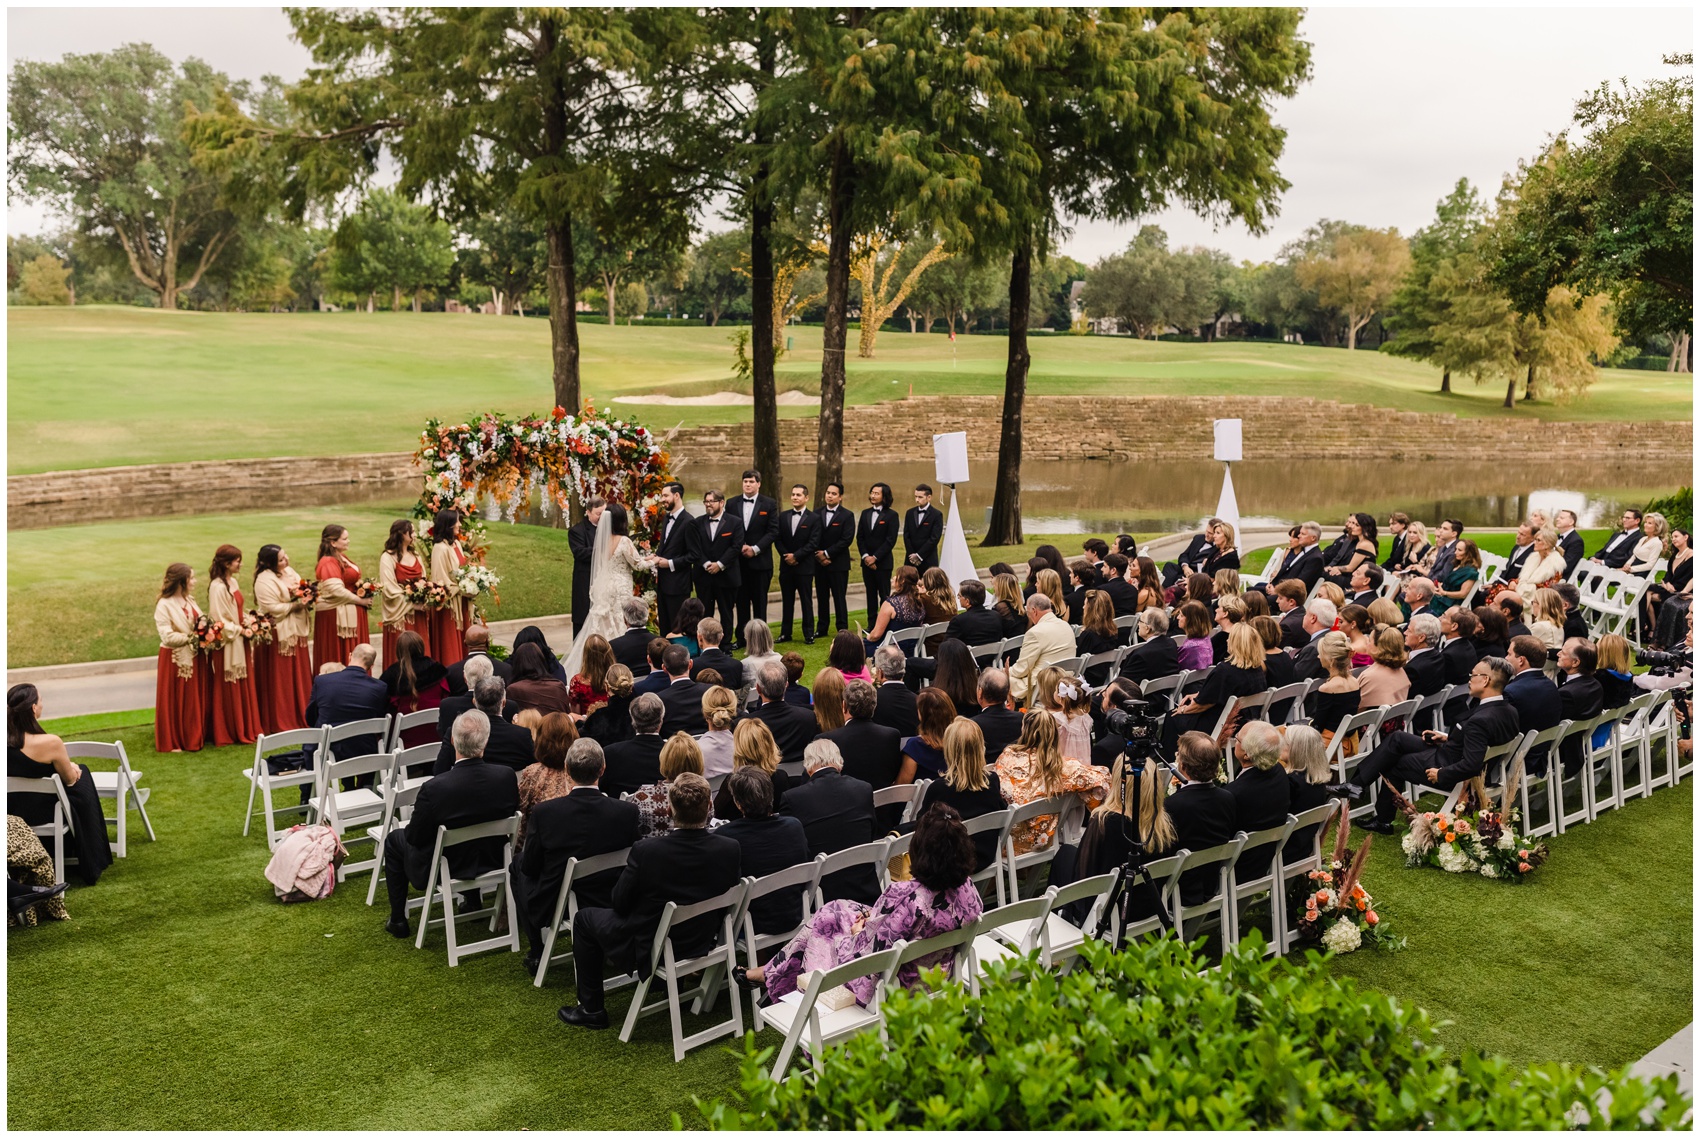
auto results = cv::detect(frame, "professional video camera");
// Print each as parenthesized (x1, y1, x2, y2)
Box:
(1636, 648, 1693, 675)
(1104, 697, 1162, 757)
(1093, 696, 1173, 943)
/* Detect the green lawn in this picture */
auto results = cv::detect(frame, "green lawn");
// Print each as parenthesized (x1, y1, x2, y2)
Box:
(9, 306, 1690, 474)
(8, 709, 1689, 1129)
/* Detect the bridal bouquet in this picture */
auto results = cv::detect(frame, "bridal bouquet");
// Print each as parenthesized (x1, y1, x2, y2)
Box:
(192, 614, 231, 652)
(403, 579, 451, 609)
(290, 579, 318, 608)
(352, 577, 378, 600)
(1294, 815, 1402, 954)
(242, 611, 276, 645)
(1400, 808, 1549, 881)
(457, 563, 501, 600)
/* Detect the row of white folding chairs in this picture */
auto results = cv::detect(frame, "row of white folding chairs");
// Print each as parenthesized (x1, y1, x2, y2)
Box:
(7, 735, 164, 883)
(1574, 561, 1666, 648)
(5, 772, 77, 885)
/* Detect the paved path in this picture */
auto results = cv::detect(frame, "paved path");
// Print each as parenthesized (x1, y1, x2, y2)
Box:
(1632, 1022, 1693, 1097)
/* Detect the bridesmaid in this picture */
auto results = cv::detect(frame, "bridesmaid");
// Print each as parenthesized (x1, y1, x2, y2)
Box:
(153, 562, 205, 753)
(428, 509, 470, 667)
(252, 544, 313, 733)
(313, 524, 373, 670)
(205, 544, 262, 746)
(378, 519, 432, 668)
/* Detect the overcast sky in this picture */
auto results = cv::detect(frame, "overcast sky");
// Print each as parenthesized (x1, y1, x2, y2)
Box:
(7, 5, 1692, 263)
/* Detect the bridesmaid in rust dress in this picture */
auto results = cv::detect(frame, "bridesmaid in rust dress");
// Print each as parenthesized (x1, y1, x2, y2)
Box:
(252, 544, 313, 733)
(154, 562, 206, 753)
(428, 509, 470, 667)
(313, 524, 373, 670)
(378, 519, 432, 668)
(205, 544, 262, 746)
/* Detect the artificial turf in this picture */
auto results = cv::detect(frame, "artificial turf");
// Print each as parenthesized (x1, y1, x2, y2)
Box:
(7, 704, 1692, 1129)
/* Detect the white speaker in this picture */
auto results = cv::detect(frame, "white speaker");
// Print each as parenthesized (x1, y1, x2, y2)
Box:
(933, 431, 970, 485)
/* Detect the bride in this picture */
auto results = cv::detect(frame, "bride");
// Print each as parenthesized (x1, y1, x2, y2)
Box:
(562, 502, 653, 680)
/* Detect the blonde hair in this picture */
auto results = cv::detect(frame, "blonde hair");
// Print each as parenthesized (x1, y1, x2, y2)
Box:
(1535, 526, 1559, 548)
(1093, 754, 1175, 853)
(1010, 712, 1066, 796)
(1282, 724, 1330, 783)
(1529, 588, 1565, 626)
(1227, 623, 1265, 669)
(991, 572, 1023, 613)
(1596, 633, 1634, 674)
(732, 718, 781, 773)
(812, 666, 847, 733)
(1212, 568, 1242, 598)
(701, 684, 738, 732)
(1317, 630, 1353, 677)
(1034, 667, 1090, 716)
(1212, 519, 1237, 550)
(1404, 520, 1429, 550)
(942, 718, 989, 792)
(1314, 582, 1346, 610)
(1216, 595, 1247, 623)
(1644, 512, 1670, 549)
(1367, 597, 1403, 627)
(1370, 626, 1408, 667)
(512, 708, 544, 734)
(603, 663, 634, 699)
(1034, 568, 1067, 616)
(660, 731, 705, 780)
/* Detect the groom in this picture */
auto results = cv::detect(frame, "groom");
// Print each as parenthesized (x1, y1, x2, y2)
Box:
(652, 482, 699, 637)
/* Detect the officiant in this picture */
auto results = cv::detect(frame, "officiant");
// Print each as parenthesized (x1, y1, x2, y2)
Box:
(568, 496, 606, 637)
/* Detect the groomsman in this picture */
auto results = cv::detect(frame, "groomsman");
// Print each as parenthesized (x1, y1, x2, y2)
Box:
(904, 484, 942, 571)
(652, 482, 698, 637)
(813, 482, 855, 636)
(774, 484, 821, 644)
(568, 496, 605, 637)
(732, 470, 778, 648)
(858, 482, 899, 625)
(694, 490, 744, 636)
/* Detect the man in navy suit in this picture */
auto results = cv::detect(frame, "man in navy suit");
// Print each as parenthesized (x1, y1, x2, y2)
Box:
(693, 490, 744, 636)
(903, 484, 942, 571)
(1267, 522, 1325, 594)
(305, 643, 390, 794)
(858, 483, 900, 625)
(774, 484, 820, 644)
(732, 470, 779, 645)
(1503, 635, 1563, 771)
(813, 481, 856, 636)
(633, 638, 672, 695)
(1426, 519, 1464, 584)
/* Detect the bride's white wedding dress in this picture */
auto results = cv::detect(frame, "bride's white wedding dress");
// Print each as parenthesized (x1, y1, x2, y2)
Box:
(561, 511, 648, 679)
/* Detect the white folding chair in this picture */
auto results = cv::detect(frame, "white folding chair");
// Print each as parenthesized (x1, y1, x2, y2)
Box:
(307, 750, 396, 881)
(64, 739, 155, 859)
(6, 775, 71, 885)
(776, 760, 807, 781)
(811, 839, 892, 910)
(243, 728, 327, 848)
(964, 808, 1014, 907)
(1139, 672, 1186, 713)
(887, 922, 979, 1004)
(534, 847, 634, 988)
(1436, 735, 1528, 815)
(1277, 802, 1341, 955)
(1584, 704, 1632, 818)
(618, 880, 749, 1062)
(1082, 648, 1123, 681)
(385, 708, 440, 752)
(1413, 685, 1453, 734)
(1552, 717, 1597, 833)
(390, 742, 439, 792)
(970, 641, 1005, 667)
(1645, 692, 1681, 792)
(885, 627, 925, 656)
(1053, 655, 1087, 678)
(912, 622, 950, 659)
(1112, 853, 1186, 945)
(969, 895, 1054, 989)
(732, 859, 822, 1021)
(1325, 708, 1387, 819)
(1615, 690, 1667, 804)
(1114, 614, 1140, 636)
(1003, 795, 1074, 900)
(1164, 836, 1246, 948)
(414, 814, 521, 966)
(873, 781, 930, 824)
(879, 831, 913, 892)
(316, 718, 391, 801)
(991, 872, 1119, 972)
(365, 778, 425, 906)
(1230, 689, 1275, 725)
(1376, 697, 1420, 737)
(1503, 721, 1569, 839)
(759, 944, 904, 1080)
(994, 635, 1027, 667)
(1266, 681, 1311, 726)
(1228, 819, 1295, 955)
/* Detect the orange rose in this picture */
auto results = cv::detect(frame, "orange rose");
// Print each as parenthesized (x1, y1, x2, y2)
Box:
(1316, 890, 1330, 905)
(1366, 911, 1379, 925)
(1444, 833, 1456, 843)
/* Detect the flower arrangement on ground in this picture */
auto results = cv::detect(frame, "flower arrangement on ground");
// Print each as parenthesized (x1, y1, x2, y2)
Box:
(1294, 813, 1403, 953)
(1383, 776, 1550, 881)
(192, 614, 230, 652)
(242, 611, 276, 645)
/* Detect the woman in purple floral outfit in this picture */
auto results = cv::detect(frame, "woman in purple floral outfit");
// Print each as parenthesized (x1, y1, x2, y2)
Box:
(750, 804, 982, 1007)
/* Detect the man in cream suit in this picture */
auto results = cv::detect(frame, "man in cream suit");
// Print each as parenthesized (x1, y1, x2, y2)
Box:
(1008, 594, 1077, 707)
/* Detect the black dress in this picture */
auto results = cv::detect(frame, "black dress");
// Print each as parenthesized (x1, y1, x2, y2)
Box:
(1648, 555, 1693, 647)
(1077, 628, 1120, 685)
(1310, 688, 1362, 734)
(7, 747, 113, 886)
(913, 774, 1005, 871)
(1161, 663, 1268, 751)
(994, 601, 1027, 638)
(1201, 548, 1241, 576)
(1284, 772, 1333, 864)
(1072, 808, 1169, 924)
(1264, 651, 1299, 689)
(580, 693, 635, 747)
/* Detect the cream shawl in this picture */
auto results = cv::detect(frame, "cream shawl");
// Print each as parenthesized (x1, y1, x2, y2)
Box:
(154, 595, 201, 680)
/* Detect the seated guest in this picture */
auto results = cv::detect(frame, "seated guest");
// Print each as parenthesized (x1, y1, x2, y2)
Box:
(738, 619, 783, 706)
(1099, 553, 1141, 617)
(1589, 508, 1645, 569)
(897, 688, 957, 783)
(513, 625, 568, 683)
(714, 718, 794, 820)
(1252, 615, 1299, 688)
(1120, 607, 1180, 684)
(1088, 677, 1144, 765)
(920, 567, 959, 638)
(1595, 633, 1638, 711)
(1163, 518, 1220, 589)
(1268, 522, 1325, 593)
(1504, 635, 1563, 771)
(1641, 526, 1692, 648)
(602, 693, 666, 797)
(1625, 512, 1671, 578)
(1309, 632, 1362, 746)
(1210, 595, 1247, 665)
(823, 679, 903, 792)
(781, 652, 812, 707)
(943, 580, 1004, 648)
(826, 630, 871, 682)
(1281, 725, 1333, 861)
(973, 669, 1025, 763)
(1162, 624, 1269, 749)
(751, 661, 821, 763)
(437, 654, 489, 741)
(990, 573, 1029, 637)
(668, 597, 706, 658)
(915, 719, 1005, 870)
(7, 685, 115, 885)
(1333, 657, 1521, 833)
(1358, 627, 1411, 710)
(307, 643, 392, 790)
(748, 803, 982, 1005)
(1552, 582, 1590, 641)
(1473, 603, 1511, 659)
(872, 645, 919, 735)
(445, 624, 512, 695)
(1403, 614, 1448, 698)
(812, 667, 849, 733)
(1227, 721, 1291, 879)
(1064, 559, 1100, 626)
(717, 767, 811, 936)
(1515, 529, 1568, 600)
(509, 642, 574, 717)
(1175, 601, 1214, 672)
(1555, 638, 1605, 774)
(1165, 732, 1238, 903)
(1400, 576, 1436, 622)
(1391, 519, 1433, 576)
(1424, 518, 1464, 584)
(1272, 579, 1310, 649)
(1009, 594, 1078, 709)
(379, 631, 449, 747)
(1073, 753, 1177, 923)
(557, 773, 742, 1030)
(384, 710, 521, 938)
(698, 685, 739, 778)
(1382, 512, 1414, 571)
(919, 640, 980, 719)
(579, 664, 636, 748)
(1432, 540, 1482, 614)
(1076, 589, 1121, 680)
(1134, 556, 1166, 613)
(1243, 589, 1271, 620)
(996, 713, 1110, 855)
(1500, 523, 1538, 586)
(654, 645, 712, 735)
(1438, 607, 1480, 686)
(608, 597, 655, 675)
(1495, 592, 1531, 640)
(1212, 568, 1241, 605)
(516, 712, 578, 851)
(1034, 666, 1095, 763)
(862, 564, 927, 646)
(1322, 513, 1378, 581)
(1367, 596, 1404, 630)
(1347, 562, 1385, 608)
(689, 619, 744, 691)
(1554, 509, 1586, 575)
(1201, 519, 1241, 577)
(1291, 598, 1338, 680)
(435, 676, 536, 774)
(1082, 537, 1110, 572)
(1527, 588, 1566, 653)
(1338, 603, 1377, 666)
(633, 638, 673, 696)
(512, 738, 640, 974)
(779, 739, 879, 903)
(626, 731, 704, 840)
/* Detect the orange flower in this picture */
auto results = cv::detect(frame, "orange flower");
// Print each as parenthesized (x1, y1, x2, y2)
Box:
(1315, 890, 1330, 905)
(1518, 863, 1531, 873)
(1356, 899, 1366, 910)
(1518, 849, 1529, 860)
(1444, 833, 1456, 843)
(1304, 910, 1318, 922)
(1365, 911, 1379, 925)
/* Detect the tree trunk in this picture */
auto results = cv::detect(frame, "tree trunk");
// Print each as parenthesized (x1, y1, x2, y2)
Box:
(366, 293, 375, 314)
(814, 139, 855, 493)
(544, 216, 581, 414)
(1523, 362, 1537, 401)
(907, 310, 916, 333)
(412, 289, 422, 313)
(750, 160, 780, 495)
(1503, 371, 1518, 408)
(605, 271, 618, 326)
(985, 237, 1032, 546)
(1440, 366, 1451, 394)
(1669, 330, 1691, 373)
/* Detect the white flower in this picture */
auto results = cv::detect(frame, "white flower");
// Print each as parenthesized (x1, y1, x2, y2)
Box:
(1322, 918, 1362, 954)
(1436, 841, 1479, 874)
(1481, 862, 1500, 879)
(1401, 831, 1421, 857)
(1497, 830, 1516, 851)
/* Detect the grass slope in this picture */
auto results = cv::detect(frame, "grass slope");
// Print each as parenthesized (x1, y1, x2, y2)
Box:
(7, 712, 1689, 1129)
(10, 306, 1690, 474)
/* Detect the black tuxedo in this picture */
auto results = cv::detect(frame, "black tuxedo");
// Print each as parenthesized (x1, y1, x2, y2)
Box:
(693, 509, 744, 634)
(1557, 530, 1585, 577)
(569, 518, 597, 638)
(690, 648, 744, 692)
(1099, 577, 1141, 619)
(903, 504, 942, 571)
(655, 507, 701, 637)
(1592, 528, 1639, 569)
(570, 827, 744, 1010)
(513, 786, 640, 953)
(1348, 589, 1379, 608)
(1165, 781, 1238, 904)
(1292, 632, 1327, 681)
(445, 650, 512, 696)
(434, 712, 535, 775)
(774, 507, 821, 640)
(1504, 669, 1563, 770)
(383, 756, 519, 920)
(655, 676, 713, 736)
(1350, 698, 1521, 822)
(1557, 672, 1604, 773)
(1278, 607, 1308, 650)
(1227, 764, 1292, 879)
(779, 768, 879, 904)
(813, 504, 856, 633)
(1503, 542, 1537, 584)
(608, 628, 654, 675)
(719, 814, 811, 934)
(944, 605, 1005, 648)
(873, 680, 919, 737)
(1381, 534, 1411, 572)
(857, 506, 901, 623)
(436, 692, 474, 742)
(973, 705, 1025, 763)
(1404, 649, 1447, 698)
(1119, 636, 1179, 686)
(602, 734, 665, 798)
(1164, 533, 1213, 588)
(821, 719, 903, 793)
(1269, 545, 1325, 593)
(753, 699, 820, 763)
(733, 492, 780, 637)
(1439, 636, 1478, 686)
